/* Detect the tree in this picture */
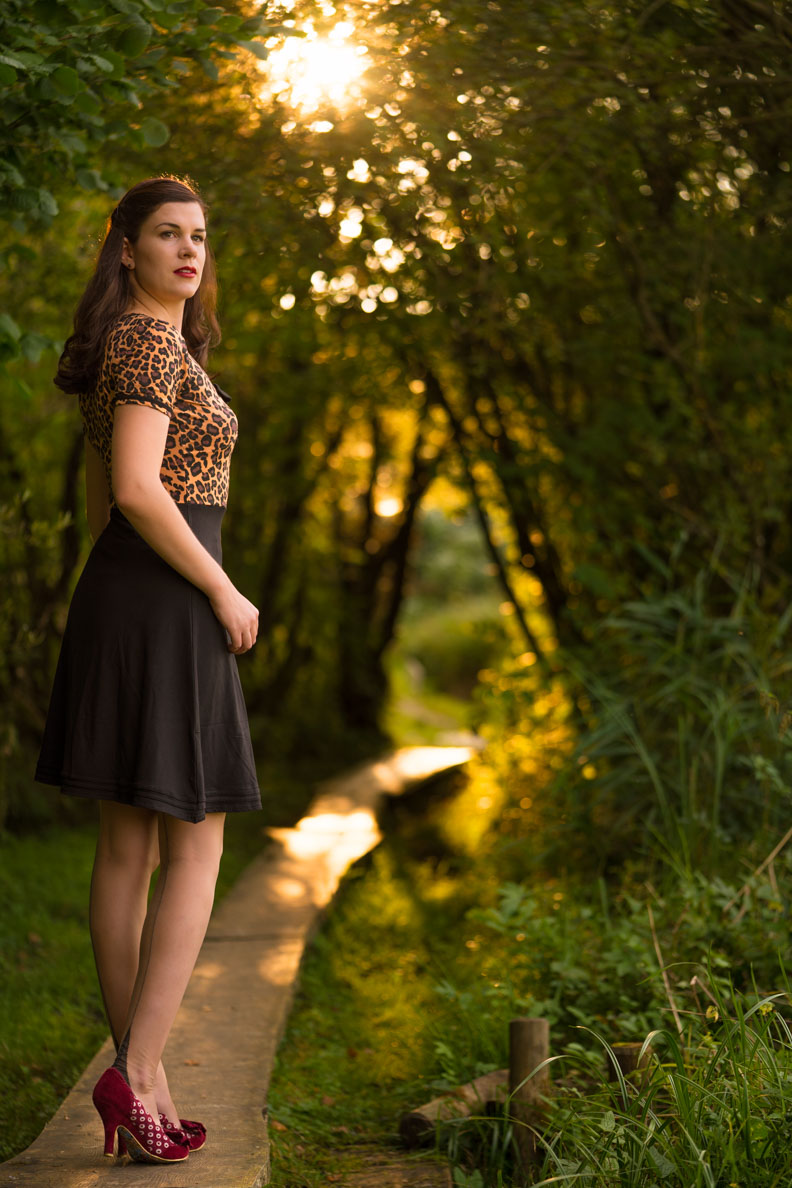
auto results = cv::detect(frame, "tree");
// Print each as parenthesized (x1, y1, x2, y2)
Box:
(2, 0, 792, 826)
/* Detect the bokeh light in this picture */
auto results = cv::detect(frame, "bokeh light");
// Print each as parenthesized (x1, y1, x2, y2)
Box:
(261, 20, 368, 114)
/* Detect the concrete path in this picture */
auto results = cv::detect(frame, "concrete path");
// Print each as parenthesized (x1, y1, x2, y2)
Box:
(1, 746, 477, 1188)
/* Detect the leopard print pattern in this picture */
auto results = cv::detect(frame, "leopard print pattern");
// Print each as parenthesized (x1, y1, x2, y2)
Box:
(79, 313, 238, 508)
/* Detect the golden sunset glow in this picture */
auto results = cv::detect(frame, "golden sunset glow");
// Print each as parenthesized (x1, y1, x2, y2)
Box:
(261, 21, 368, 115)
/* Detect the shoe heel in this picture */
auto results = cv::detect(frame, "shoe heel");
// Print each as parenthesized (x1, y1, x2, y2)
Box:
(101, 1117, 117, 1158)
(93, 1070, 127, 1158)
(98, 1109, 127, 1157)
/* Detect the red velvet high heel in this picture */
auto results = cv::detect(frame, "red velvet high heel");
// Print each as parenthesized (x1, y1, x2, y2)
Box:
(92, 1068, 190, 1163)
(160, 1113, 207, 1151)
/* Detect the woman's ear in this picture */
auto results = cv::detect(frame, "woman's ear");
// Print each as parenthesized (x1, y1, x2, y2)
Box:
(121, 238, 134, 270)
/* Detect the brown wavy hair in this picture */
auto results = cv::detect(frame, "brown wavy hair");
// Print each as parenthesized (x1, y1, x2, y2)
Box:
(54, 176, 220, 395)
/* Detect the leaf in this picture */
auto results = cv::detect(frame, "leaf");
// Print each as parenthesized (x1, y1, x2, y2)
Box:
(140, 117, 170, 146)
(107, 84, 140, 106)
(89, 55, 116, 73)
(73, 89, 102, 114)
(20, 333, 53, 364)
(0, 161, 24, 186)
(236, 38, 269, 60)
(239, 13, 283, 35)
(214, 13, 242, 31)
(0, 314, 22, 343)
(197, 55, 219, 80)
(37, 188, 59, 217)
(647, 1145, 675, 1177)
(0, 63, 18, 86)
(154, 11, 182, 28)
(49, 64, 82, 95)
(116, 18, 152, 58)
(75, 168, 107, 191)
(99, 49, 127, 77)
(0, 50, 45, 69)
(53, 130, 87, 154)
(600, 1109, 616, 1132)
(0, 314, 22, 362)
(8, 188, 40, 212)
(37, 76, 62, 103)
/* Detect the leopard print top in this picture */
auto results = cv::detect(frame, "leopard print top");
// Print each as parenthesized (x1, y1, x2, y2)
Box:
(79, 312, 238, 508)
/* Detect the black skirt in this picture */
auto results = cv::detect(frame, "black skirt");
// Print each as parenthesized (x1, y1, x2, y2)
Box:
(34, 503, 262, 823)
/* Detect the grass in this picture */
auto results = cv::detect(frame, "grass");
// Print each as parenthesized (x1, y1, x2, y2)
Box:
(0, 823, 106, 1161)
(266, 783, 495, 1187)
(0, 755, 338, 1163)
(532, 999, 792, 1188)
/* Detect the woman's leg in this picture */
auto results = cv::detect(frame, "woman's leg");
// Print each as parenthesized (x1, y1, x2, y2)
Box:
(89, 801, 184, 1124)
(90, 802, 159, 1048)
(113, 811, 225, 1123)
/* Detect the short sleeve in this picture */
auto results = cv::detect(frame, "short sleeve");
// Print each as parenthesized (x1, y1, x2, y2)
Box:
(108, 319, 184, 419)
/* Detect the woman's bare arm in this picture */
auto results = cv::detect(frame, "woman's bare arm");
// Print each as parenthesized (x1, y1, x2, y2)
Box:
(85, 437, 111, 543)
(111, 403, 258, 653)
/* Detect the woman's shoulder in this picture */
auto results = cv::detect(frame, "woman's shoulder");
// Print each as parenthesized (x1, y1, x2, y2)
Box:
(106, 312, 186, 361)
(100, 314, 188, 399)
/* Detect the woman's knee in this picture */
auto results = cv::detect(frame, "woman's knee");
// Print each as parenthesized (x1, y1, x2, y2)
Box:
(159, 812, 225, 874)
(97, 801, 160, 874)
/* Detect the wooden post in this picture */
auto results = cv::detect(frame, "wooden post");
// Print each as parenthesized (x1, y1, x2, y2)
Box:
(608, 1041, 653, 1089)
(508, 1017, 550, 1169)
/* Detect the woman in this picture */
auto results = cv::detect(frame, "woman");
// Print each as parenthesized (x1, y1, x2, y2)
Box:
(34, 176, 262, 1164)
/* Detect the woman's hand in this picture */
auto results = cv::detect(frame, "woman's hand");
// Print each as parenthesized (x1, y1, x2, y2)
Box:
(209, 581, 259, 654)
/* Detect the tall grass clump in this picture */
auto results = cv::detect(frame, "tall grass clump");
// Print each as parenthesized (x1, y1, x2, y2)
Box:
(535, 983, 792, 1187)
(560, 573, 792, 876)
(474, 562, 792, 882)
(436, 969, 792, 1187)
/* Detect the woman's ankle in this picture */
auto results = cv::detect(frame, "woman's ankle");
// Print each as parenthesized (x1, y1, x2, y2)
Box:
(154, 1062, 180, 1124)
(125, 1056, 157, 1100)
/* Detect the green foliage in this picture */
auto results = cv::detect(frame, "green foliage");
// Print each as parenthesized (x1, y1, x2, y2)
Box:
(466, 994, 792, 1188)
(442, 995, 792, 1187)
(3, 0, 792, 836)
(562, 584, 792, 874)
(0, 0, 274, 230)
(473, 564, 792, 880)
(421, 856, 792, 1184)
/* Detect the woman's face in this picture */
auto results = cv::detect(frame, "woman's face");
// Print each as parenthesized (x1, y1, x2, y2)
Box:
(121, 201, 207, 307)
